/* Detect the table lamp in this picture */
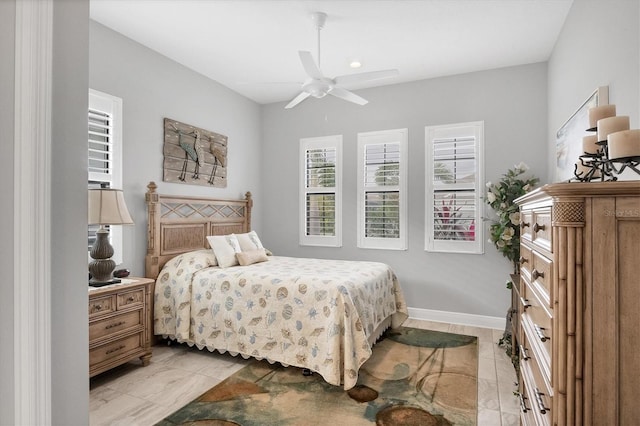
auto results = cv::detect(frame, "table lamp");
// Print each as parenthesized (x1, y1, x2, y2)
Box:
(88, 188, 134, 286)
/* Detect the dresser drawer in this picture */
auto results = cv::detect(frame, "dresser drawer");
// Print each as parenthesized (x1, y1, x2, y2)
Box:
(521, 284, 553, 384)
(90, 332, 144, 367)
(117, 288, 144, 309)
(519, 244, 532, 277)
(531, 251, 552, 308)
(531, 207, 552, 254)
(89, 309, 144, 343)
(520, 314, 552, 391)
(521, 356, 552, 426)
(521, 210, 534, 242)
(89, 295, 116, 318)
(519, 384, 537, 426)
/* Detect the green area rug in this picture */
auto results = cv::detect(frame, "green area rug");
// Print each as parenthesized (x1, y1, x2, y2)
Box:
(157, 327, 478, 426)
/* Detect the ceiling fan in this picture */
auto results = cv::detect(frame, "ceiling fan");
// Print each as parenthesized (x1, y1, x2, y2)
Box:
(285, 12, 399, 109)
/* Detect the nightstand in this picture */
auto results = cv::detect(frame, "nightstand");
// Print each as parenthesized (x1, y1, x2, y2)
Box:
(89, 277, 154, 377)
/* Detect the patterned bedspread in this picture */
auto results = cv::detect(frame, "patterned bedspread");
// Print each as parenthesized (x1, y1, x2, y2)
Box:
(154, 251, 408, 389)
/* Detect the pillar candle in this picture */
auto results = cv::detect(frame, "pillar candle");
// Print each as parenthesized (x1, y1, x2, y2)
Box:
(608, 129, 640, 160)
(597, 116, 629, 142)
(582, 135, 599, 154)
(588, 104, 616, 130)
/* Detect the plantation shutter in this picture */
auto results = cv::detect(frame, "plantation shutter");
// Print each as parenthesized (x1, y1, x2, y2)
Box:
(88, 108, 114, 182)
(305, 147, 336, 237)
(357, 128, 407, 250)
(299, 135, 342, 247)
(87, 89, 123, 261)
(363, 143, 400, 238)
(425, 122, 484, 254)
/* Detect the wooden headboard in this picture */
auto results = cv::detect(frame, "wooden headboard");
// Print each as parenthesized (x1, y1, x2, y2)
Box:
(144, 181, 252, 278)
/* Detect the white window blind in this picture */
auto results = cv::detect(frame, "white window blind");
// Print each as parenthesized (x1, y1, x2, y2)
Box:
(88, 89, 124, 263)
(300, 135, 342, 247)
(357, 129, 407, 250)
(425, 122, 484, 254)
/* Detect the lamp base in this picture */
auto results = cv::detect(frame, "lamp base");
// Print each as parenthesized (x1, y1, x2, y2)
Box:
(89, 278, 122, 288)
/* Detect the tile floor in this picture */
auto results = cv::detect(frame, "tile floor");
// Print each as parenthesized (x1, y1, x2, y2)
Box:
(89, 318, 520, 425)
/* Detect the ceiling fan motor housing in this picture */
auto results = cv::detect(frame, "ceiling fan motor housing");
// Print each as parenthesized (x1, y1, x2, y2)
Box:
(303, 78, 334, 98)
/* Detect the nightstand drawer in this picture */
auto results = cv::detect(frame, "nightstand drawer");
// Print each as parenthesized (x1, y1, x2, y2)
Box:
(89, 295, 116, 318)
(90, 332, 144, 367)
(117, 288, 144, 309)
(89, 309, 143, 342)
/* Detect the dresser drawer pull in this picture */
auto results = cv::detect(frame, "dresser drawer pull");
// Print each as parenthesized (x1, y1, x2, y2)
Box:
(534, 388, 550, 414)
(533, 223, 546, 233)
(105, 345, 125, 355)
(92, 305, 103, 311)
(532, 269, 545, 281)
(519, 256, 528, 264)
(521, 221, 530, 230)
(105, 321, 126, 330)
(518, 393, 530, 413)
(520, 297, 531, 310)
(127, 296, 135, 302)
(534, 324, 550, 342)
(519, 344, 530, 361)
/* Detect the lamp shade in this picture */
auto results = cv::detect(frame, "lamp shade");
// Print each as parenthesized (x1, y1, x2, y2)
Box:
(88, 189, 134, 225)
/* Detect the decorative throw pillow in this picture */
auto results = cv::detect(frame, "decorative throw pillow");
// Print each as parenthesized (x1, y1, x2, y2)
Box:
(235, 230, 265, 252)
(206, 234, 241, 268)
(236, 249, 269, 266)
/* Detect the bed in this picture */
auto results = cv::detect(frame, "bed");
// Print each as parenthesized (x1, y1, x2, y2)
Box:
(144, 182, 408, 389)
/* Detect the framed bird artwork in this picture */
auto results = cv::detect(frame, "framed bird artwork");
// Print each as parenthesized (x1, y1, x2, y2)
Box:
(162, 118, 228, 187)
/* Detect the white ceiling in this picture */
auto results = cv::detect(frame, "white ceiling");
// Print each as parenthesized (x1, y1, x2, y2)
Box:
(90, 0, 573, 105)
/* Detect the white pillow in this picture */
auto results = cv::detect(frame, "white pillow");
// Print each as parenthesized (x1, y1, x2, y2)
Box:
(234, 230, 264, 252)
(206, 234, 241, 268)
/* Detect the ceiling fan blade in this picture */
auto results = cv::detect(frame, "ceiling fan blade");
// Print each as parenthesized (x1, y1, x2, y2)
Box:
(329, 87, 368, 106)
(285, 91, 311, 109)
(334, 69, 399, 86)
(298, 51, 323, 79)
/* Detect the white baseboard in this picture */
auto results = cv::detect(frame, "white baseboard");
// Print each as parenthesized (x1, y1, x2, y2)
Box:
(408, 307, 505, 330)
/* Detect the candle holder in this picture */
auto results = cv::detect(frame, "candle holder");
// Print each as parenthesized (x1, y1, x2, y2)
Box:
(609, 156, 640, 175)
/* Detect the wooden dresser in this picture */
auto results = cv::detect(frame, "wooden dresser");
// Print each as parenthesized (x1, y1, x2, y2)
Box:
(89, 277, 154, 377)
(515, 181, 640, 426)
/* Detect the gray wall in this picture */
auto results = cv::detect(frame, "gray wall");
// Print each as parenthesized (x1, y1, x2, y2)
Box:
(52, 1, 91, 424)
(548, 0, 640, 182)
(0, 1, 16, 423)
(261, 63, 548, 318)
(89, 21, 263, 277)
(1, 0, 90, 424)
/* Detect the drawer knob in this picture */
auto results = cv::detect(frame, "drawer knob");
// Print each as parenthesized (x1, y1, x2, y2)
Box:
(520, 297, 531, 311)
(533, 223, 546, 233)
(93, 305, 102, 311)
(519, 344, 530, 361)
(127, 296, 135, 302)
(518, 393, 530, 413)
(534, 324, 550, 342)
(534, 388, 550, 415)
(521, 221, 530, 230)
(519, 256, 528, 264)
(532, 269, 544, 281)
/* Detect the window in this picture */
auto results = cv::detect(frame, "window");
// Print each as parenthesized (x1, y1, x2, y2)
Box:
(88, 89, 124, 263)
(425, 121, 484, 254)
(357, 129, 408, 250)
(299, 135, 342, 247)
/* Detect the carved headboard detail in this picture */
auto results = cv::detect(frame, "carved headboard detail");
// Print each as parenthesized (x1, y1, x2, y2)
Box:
(144, 181, 252, 278)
